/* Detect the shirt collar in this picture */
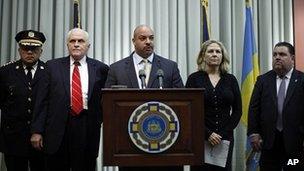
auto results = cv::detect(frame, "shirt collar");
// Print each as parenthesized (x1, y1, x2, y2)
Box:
(23, 61, 38, 71)
(276, 67, 293, 79)
(70, 56, 87, 66)
(133, 52, 154, 64)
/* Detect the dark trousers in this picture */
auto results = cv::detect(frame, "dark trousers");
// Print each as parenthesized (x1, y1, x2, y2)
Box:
(45, 111, 96, 171)
(260, 130, 304, 171)
(191, 139, 234, 171)
(4, 147, 45, 171)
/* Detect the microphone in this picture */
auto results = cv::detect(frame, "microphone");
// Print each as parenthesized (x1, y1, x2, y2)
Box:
(139, 69, 146, 89)
(157, 69, 164, 89)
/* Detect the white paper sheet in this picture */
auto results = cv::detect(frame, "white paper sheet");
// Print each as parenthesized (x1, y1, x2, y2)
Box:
(204, 140, 230, 167)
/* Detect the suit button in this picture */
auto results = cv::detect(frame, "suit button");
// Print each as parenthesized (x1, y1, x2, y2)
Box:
(28, 98, 32, 102)
(27, 109, 31, 113)
(27, 121, 31, 125)
(28, 87, 32, 91)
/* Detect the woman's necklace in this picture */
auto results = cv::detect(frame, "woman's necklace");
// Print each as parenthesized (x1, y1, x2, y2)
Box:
(209, 74, 220, 87)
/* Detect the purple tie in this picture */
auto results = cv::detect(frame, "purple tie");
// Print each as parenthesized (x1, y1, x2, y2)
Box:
(276, 76, 286, 131)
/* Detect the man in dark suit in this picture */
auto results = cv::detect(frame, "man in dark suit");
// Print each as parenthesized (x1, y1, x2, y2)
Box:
(0, 30, 46, 171)
(30, 28, 109, 171)
(248, 42, 304, 170)
(105, 25, 183, 171)
(105, 25, 183, 89)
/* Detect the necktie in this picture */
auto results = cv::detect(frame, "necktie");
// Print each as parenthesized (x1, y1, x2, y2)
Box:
(26, 66, 33, 83)
(143, 59, 151, 86)
(71, 62, 83, 115)
(276, 76, 286, 131)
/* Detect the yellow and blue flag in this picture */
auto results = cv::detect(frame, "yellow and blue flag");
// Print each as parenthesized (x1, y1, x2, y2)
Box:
(241, 0, 260, 170)
(201, 0, 210, 42)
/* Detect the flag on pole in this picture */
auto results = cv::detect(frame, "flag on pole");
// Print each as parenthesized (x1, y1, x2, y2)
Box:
(241, 0, 260, 170)
(201, 0, 210, 42)
(73, 0, 81, 28)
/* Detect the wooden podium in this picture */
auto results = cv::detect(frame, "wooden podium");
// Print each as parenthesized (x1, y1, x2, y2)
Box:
(102, 88, 204, 166)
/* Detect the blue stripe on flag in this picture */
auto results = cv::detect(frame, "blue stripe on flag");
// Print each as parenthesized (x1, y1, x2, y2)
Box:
(242, 7, 256, 82)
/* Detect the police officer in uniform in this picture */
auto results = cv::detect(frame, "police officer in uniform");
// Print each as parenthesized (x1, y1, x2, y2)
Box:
(0, 30, 46, 171)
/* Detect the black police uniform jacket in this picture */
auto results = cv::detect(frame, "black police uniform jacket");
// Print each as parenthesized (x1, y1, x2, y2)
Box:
(0, 60, 47, 156)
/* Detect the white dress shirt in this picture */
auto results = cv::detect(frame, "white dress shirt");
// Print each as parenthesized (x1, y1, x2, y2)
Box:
(23, 62, 38, 79)
(276, 68, 293, 95)
(70, 56, 89, 109)
(132, 52, 153, 89)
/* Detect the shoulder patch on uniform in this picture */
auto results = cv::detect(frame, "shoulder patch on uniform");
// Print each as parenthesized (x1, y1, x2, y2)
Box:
(1, 60, 17, 67)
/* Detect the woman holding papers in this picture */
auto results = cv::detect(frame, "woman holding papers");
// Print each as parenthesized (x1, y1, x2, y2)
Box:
(186, 40, 242, 171)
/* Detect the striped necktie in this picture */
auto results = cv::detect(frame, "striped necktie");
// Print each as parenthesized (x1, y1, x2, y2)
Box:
(71, 61, 83, 115)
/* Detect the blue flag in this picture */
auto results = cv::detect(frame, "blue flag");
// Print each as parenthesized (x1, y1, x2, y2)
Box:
(241, 0, 260, 170)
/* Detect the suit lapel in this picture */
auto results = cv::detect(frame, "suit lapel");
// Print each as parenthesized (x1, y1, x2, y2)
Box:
(284, 70, 298, 107)
(270, 71, 278, 106)
(87, 58, 96, 100)
(14, 60, 28, 86)
(61, 57, 70, 98)
(125, 56, 139, 88)
(148, 55, 161, 88)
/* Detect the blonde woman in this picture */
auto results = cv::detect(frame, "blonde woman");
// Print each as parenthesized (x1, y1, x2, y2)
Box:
(186, 40, 242, 171)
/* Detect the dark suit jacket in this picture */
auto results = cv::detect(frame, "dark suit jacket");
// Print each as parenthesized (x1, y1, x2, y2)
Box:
(31, 56, 109, 157)
(248, 69, 304, 154)
(105, 53, 184, 88)
(0, 60, 47, 156)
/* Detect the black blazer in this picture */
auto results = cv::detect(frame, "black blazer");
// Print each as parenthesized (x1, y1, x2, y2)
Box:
(31, 56, 109, 157)
(0, 60, 47, 156)
(186, 71, 242, 140)
(105, 53, 184, 88)
(248, 69, 304, 154)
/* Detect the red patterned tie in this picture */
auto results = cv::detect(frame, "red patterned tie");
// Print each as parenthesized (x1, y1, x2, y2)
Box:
(71, 62, 83, 115)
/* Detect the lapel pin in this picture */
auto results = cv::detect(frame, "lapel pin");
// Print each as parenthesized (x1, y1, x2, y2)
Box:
(15, 66, 19, 69)
(295, 79, 298, 82)
(40, 66, 44, 69)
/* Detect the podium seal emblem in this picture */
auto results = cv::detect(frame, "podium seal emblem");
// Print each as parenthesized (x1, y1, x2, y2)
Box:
(128, 102, 180, 153)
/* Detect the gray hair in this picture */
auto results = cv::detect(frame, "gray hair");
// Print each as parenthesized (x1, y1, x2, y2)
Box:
(66, 28, 90, 44)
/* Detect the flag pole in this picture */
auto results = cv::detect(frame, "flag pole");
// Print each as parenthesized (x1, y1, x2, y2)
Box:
(73, 0, 81, 28)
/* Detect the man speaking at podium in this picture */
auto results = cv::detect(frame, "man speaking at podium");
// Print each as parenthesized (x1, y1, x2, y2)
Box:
(105, 25, 184, 171)
(105, 25, 183, 89)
